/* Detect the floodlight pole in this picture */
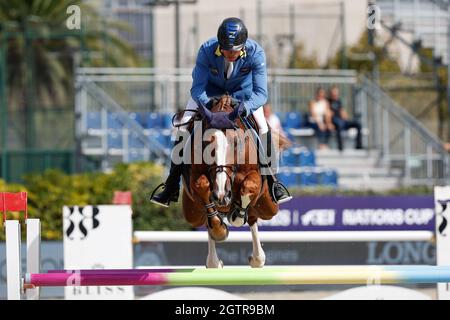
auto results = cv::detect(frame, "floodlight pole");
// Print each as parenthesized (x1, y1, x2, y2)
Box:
(175, 0, 181, 111)
(145, 0, 197, 112)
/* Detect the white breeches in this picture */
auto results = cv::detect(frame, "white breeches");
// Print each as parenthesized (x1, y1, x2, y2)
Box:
(180, 97, 269, 134)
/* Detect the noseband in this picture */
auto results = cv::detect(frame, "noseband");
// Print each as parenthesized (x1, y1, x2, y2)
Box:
(208, 164, 237, 186)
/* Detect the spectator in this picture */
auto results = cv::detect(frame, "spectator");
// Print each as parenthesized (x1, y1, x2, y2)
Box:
(263, 103, 292, 148)
(444, 142, 450, 152)
(308, 87, 333, 150)
(328, 86, 363, 151)
(263, 104, 286, 138)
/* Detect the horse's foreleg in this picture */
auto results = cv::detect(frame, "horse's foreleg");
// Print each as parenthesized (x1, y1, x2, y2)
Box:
(192, 174, 229, 242)
(228, 192, 251, 227)
(206, 232, 224, 268)
(248, 222, 266, 268)
(228, 172, 259, 227)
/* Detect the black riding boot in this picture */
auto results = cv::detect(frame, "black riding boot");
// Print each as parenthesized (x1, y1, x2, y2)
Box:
(150, 161, 182, 207)
(259, 129, 292, 204)
(150, 133, 186, 207)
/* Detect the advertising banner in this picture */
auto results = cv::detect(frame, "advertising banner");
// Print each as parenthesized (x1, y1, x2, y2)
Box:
(233, 196, 435, 231)
(434, 187, 450, 300)
(63, 205, 134, 300)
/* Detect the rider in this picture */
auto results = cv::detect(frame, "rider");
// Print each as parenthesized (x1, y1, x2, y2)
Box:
(150, 17, 292, 207)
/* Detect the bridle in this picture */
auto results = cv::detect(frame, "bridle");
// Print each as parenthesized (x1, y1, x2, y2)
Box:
(208, 164, 238, 187)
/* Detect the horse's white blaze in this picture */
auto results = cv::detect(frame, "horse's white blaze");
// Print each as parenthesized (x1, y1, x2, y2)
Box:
(214, 130, 228, 198)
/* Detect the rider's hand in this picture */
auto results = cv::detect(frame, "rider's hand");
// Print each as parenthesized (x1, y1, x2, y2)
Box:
(237, 101, 247, 117)
(242, 106, 247, 117)
(205, 99, 215, 110)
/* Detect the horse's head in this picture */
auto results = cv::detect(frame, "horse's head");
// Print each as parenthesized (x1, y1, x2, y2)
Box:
(208, 130, 235, 207)
(201, 95, 241, 208)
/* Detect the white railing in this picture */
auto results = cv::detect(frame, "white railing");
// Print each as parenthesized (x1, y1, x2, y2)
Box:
(359, 75, 450, 185)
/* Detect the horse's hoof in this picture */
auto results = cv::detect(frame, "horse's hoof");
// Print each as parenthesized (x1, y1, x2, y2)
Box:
(248, 255, 265, 268)
(208, 225, 229, 242)
(208, 217, 229, 242)
(206, 259, 224, 269)
(227, 210, 247, 227)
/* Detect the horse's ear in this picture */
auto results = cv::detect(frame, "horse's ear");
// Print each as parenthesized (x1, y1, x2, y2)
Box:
(198, 102, 213, 123)
(228, 102, 244, 122)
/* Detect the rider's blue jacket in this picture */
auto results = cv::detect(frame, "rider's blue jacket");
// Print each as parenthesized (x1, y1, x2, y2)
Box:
(190, 37, 268, 115)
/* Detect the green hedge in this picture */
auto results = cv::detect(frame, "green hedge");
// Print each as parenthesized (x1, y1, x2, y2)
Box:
(0, 162, 434, 240)
(0, 162, 191, 240)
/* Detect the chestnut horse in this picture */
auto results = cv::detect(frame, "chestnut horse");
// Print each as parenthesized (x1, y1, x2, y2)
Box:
(181, 95, 285, 268)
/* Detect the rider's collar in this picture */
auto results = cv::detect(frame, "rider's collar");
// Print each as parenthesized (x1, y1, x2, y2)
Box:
(215, 45, 247, 59)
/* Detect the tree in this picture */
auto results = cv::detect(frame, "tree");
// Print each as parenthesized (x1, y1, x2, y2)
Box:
(326, 30, 401, 73)
(0, 0, 140, 109)
(288, 42, 320, 69)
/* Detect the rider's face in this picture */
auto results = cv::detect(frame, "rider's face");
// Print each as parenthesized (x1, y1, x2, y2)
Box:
(221, 49, 241, 62)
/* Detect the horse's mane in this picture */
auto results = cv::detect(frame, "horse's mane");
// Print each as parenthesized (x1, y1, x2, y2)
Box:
(211, 95, 236, 113)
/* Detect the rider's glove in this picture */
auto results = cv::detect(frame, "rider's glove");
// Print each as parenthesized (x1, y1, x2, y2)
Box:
(205, 99, 214, 110)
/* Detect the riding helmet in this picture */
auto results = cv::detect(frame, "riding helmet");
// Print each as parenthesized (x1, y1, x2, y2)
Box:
(217, 17, 248, 51)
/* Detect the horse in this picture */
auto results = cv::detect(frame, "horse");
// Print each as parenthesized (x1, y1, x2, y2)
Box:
(180, 95, 287, 268)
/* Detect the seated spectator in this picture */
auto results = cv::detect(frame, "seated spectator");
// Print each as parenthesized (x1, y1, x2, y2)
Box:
(444, 142, 450, 152)
(328, 86, 363, 151)
(264, 104, 286, 137)
(308, 87, 333, 150)
(263, 103, 292, 148)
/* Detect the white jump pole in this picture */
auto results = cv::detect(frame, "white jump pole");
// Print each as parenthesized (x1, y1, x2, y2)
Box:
(5, 220, 22, 300)
(26, 219, 40, 300)
(133, 230, 434, 243)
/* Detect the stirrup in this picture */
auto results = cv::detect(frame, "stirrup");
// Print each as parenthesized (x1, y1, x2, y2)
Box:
(149, 183, 172, 208)
(271, 181, 293, 205)
(150, 183, 165, 199)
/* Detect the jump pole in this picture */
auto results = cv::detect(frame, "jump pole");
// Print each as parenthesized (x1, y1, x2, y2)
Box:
(133, 230, 434, 243)
(24, 265, 450, 287)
